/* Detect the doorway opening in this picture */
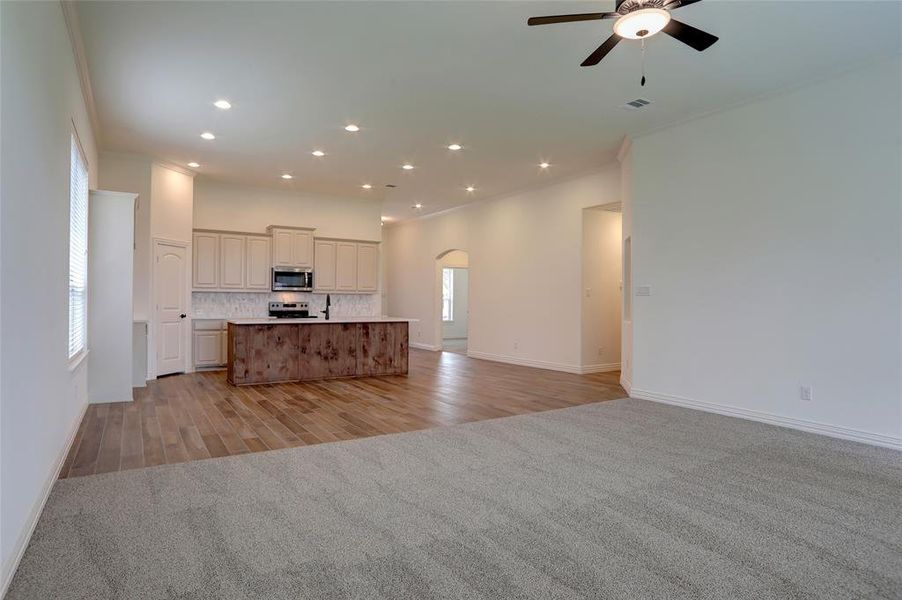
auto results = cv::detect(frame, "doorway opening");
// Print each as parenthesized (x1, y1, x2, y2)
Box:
(435, 249, 469, 355)
(580, 204, 622, 374)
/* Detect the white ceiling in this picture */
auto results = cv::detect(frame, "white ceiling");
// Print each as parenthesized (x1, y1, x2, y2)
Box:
(76, 1, 900, 221)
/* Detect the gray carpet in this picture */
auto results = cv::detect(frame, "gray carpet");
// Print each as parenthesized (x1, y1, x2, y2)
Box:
(7, 399, 902, 599)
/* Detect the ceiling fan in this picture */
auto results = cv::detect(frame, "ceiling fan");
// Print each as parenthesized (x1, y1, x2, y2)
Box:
(527, 0, 718, 69)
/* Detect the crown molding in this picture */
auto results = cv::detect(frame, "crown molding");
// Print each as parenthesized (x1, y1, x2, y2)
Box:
(60, 1, 102, 146)
(152, 160, 198, 178)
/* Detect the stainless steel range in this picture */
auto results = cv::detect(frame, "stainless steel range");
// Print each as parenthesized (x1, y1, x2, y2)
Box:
(268, 301, 318, 319)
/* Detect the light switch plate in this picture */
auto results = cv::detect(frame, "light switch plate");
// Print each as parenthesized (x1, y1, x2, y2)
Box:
(636, 285, 651, 296)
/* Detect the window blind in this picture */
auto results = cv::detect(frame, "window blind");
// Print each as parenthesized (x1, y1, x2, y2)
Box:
(68, 134, 89, 359)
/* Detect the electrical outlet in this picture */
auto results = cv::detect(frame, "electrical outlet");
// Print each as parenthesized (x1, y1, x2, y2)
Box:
(597, 347, 604, 357)
(513, 341, 519, 351)
(800, 385, 813, 401)
(636, 285, 652, 296)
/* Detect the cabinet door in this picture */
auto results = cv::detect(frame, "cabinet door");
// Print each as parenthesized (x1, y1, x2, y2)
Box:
(220, 330, 228, 365)
(291, 230, 314, 267)
(246, 236, 271, 290)
(356, 243, 379, 292)
(335, 242, 358, 291)
(314, 240, 336, 291)
(193, 232, 219, 289)
(220, 235, 246, 289)
(194, 331, 222, 367)
(272, 229, 294, 267)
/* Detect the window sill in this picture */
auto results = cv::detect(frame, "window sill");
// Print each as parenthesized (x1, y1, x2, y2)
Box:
(68, 349, 89, 372)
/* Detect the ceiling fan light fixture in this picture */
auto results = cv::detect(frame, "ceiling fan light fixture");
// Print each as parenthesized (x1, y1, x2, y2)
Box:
(613, 8, 671, 40)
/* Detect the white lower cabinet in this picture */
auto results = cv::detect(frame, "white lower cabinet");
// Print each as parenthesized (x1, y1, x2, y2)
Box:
(193, 320, 227, 369)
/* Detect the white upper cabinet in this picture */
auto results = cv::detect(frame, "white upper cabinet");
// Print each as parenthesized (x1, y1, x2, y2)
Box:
(335, 242, 358, 291)
(314, 238, 380, 294)
(192, 232, 219, 289)
(245, 236, 271, 290)
(193, 230, 270, 292)
(219, 234, 246, 289)
(356, 243, 379, 292)
(269, 226, 313, 267)
(314, 239, 337, 291)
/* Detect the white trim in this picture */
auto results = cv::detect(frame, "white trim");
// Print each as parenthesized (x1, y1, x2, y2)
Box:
(66, 348, 89, 373)
(410, 342, 442, 352)
(150, 238, 191, 378)
(619, 376, 632, 395)
(629, 388, 902, 451)
(578, 362, 621, 374)
(0, 400, 89, 597)
(152, 160, 197, 179)
(60, 1, 101, 145)
(466, 350, 583, 374)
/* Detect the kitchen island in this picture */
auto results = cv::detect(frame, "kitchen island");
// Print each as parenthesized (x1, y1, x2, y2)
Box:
(226, 317, 413, 385)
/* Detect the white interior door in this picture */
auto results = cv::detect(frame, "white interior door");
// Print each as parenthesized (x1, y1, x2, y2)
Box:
(155, 240, 187, 376)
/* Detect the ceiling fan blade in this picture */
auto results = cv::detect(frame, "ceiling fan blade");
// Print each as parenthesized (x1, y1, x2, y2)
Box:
(663, 0, 704, 9)
(527, 12, 618, 26)
(662, 19, 719, 51)
(581, 34, 621, 67)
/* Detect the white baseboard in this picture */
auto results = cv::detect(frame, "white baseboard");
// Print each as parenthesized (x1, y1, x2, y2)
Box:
(619, 376, 632, 394)
(410, 342, 442, 351)
(630, 388, 902, 451)
(579, 362, 621, 374)
(466, 350, 584, 374)
(1, 400, 89, 597)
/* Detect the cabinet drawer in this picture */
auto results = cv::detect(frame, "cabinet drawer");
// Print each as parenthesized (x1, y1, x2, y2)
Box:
(193, 319, 225, 331)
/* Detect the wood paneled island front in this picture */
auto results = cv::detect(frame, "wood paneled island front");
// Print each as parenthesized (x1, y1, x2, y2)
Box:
(227, 317, 411, 385)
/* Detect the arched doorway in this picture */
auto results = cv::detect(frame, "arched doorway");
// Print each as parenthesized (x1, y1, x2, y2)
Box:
(435, 249, 469, 354)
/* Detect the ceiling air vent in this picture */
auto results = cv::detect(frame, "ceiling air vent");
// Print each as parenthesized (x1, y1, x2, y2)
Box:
(622, 98, 652, 110)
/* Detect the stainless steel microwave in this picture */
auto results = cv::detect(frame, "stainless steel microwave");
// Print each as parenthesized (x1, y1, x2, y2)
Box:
(272, 267, 313, 292)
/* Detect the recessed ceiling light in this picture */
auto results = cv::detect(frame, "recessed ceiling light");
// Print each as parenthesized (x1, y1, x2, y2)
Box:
(311, 150, 325, 157)
(539, 162, 550, 169)
(344, 124, 360, 132)
(281, 174, 293, 180)
(413, 203, 423, 209)
(447, 143, 462, 151)
(200, 132, 215, 140)
(187, 162, 200, 168)
(465, 186, 476, 192)
(402, 164, 415, 170)
(361, 184, 372, 189)
(213, 99, 231, 110)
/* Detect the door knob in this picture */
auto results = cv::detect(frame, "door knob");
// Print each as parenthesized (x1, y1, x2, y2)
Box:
(180, 313, 187, 319)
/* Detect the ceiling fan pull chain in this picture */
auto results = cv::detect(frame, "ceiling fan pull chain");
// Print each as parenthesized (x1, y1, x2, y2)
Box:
(640, 39, 647, 86)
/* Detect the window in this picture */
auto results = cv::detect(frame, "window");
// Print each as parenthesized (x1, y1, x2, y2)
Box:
(442, 268, 454, 322)
(68, 133, 89, 360)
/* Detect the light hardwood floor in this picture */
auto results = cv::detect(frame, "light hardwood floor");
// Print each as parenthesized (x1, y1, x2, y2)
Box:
(60, 349, 626, 479)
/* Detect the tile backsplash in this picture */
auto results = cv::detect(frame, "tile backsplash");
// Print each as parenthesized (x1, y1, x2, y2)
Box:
(192, 292, 381, 319)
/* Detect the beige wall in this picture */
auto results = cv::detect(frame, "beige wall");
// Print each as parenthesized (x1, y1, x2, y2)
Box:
(581, 208, 622, 369)
(150, 164, 194, 243)
(1, 1, 98, 590)
(384, 166, 620, 370)
(193, 178, 382, 241)
(629, 59, 901, 445)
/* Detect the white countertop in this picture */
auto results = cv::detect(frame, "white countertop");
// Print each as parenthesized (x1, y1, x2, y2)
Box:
(227, 316, 417, 325)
